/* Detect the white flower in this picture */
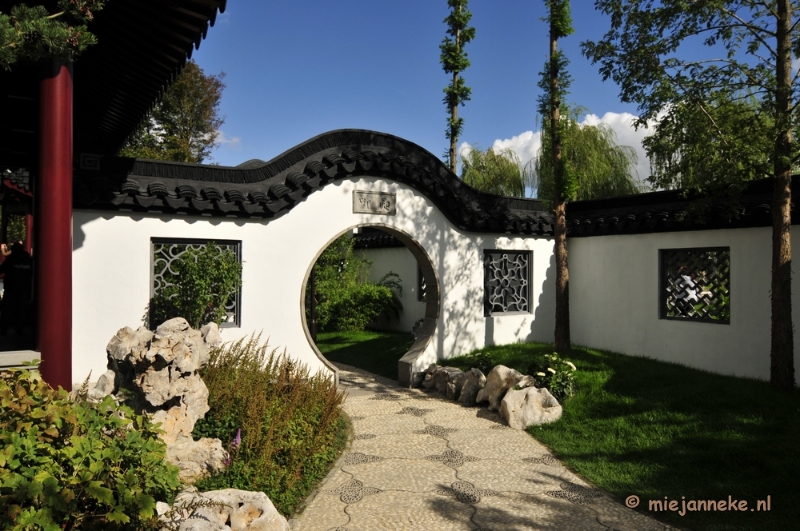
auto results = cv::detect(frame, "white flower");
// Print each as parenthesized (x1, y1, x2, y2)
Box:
(565, 361, 576, 371)
(547, 367, 556, 374)
(536, 372, 546, 377)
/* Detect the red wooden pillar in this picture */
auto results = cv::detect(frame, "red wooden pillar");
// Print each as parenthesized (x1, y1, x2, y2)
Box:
(37, 60, 73, 390)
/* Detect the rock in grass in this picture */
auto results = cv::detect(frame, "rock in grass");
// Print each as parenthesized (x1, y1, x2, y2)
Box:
(475, 365, 525, 411)
(499, 387, 562, 429)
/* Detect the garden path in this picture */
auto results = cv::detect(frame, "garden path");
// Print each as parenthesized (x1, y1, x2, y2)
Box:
(288, 363, 682, 531)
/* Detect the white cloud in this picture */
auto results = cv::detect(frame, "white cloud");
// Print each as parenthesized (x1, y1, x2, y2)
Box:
(216, 130, 242, 150)
(489, 111, 654, 190)
(491, 130, 542, 170)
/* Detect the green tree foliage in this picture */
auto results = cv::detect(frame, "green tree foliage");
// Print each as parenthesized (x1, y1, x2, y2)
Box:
(151, 243, 242, 329)
(309, 233, 402, 332)
(440, 0, 475, 173)
(539, 0, 574, 352)
(0, 367, 181, 530)
(460, 146, 532, 197)
(531, 105, 643, 203)
(0, 1, 106, 69)
(644, 91, 775, 194)
(120, 61, 225, 164)
(582, 0, 797, 390)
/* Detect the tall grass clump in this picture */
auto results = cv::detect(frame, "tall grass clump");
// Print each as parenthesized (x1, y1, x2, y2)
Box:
(191, 336, 348, 517)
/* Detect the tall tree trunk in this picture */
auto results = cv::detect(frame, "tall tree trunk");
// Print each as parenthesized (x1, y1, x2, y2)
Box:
(450, 69, 459, 173)
(551, 20, 571, 352)
(771, 0, 795, 391)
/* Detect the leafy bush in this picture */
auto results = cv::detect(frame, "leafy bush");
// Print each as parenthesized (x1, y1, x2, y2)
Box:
(309, 233, 402, 332)
(527, 352, 578, 400)
(0, 367, 181, 530)
(151, 243, 242, 329)
(192, 336, 348, 517)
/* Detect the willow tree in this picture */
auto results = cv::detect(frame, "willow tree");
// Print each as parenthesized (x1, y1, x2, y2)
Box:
(538, 0, 575, 352)
(582, 0, 797, 391)
(461, 146, 532, 197)
(532, 106, 642, 203)
(440, 0, 475, 173)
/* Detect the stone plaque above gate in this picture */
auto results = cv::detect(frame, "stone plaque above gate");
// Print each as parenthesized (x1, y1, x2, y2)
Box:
(353, 191, 396, 216)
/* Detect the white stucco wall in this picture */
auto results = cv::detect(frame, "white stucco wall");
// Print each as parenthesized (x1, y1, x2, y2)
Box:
(73, 176, 554, 386)
(568, 227, 800, 381)
(362, 245, 426, 333)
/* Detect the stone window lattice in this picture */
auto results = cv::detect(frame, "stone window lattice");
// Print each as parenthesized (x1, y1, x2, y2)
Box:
(151, 238, 242, 327)
(660, 247, 730, 324)
(484, 250, 531, 316)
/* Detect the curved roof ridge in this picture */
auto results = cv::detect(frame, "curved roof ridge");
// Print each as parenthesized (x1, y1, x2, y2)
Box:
(74, 129, 554, 236)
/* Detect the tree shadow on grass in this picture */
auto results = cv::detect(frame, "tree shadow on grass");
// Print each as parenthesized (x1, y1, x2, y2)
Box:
(528, 345, 800, 531)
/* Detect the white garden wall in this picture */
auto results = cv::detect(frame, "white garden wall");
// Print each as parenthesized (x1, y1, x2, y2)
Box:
(363, 245, 427, 333)
(568, 226, 800, 381)
(73, 176, 554, 388)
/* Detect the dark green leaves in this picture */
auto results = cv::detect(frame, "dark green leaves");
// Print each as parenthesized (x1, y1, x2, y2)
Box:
(0, 1, 107, 69)
(120, 61, 226, 164)
(0, 367, 181, 530)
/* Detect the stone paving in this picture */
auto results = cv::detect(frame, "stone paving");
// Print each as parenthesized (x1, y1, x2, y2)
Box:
(289, 364, 682, 531)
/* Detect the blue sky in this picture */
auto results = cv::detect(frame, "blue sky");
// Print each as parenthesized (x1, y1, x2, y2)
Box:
(192, 1, 652, 182)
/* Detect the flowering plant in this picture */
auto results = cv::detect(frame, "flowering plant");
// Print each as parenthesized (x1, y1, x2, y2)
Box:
(527, 352, 577, 400)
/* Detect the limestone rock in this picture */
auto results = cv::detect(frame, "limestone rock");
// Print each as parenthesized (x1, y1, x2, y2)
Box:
(164, 489, 290, 531)
(445, 371, 470, 401)
(457, 368, 486, 407)
(165, 438, 229, 485)
(86, 369, 117, 401)
(420, 364, 439, 390)
(433, 366, 462, 395)
(475, 365, 525, 411)
(104, 318, 227, 483)
(499, 387, 563, 429)
(200, 322, 223, 348)
(517, 375, 537, 389)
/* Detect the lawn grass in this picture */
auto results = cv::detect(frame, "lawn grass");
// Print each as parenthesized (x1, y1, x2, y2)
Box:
(446, 343, 800, 531)
(315, 329, 414, 381)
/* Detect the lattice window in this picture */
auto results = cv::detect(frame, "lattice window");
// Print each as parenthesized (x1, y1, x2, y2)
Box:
(484, 250, 531, 316)
(660, 247, 730, 323)
(151, 238, 242, 327)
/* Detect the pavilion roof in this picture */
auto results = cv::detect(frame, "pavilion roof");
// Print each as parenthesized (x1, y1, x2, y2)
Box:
(0, 0, 227, 169)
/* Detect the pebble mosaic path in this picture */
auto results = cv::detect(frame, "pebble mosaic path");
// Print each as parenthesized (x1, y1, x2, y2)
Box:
(288, 364, 683, 531)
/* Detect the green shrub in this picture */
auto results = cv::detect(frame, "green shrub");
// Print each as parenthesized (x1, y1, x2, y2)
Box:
(0, 367, 181, 530)
(151, 243, 242, 329)
(526, 352, 578, 400)
(192, 336, 348, 517)
(308, 234, 402, 332)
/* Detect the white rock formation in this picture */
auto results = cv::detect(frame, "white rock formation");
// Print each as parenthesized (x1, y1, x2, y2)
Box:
(475, 365, 526, 411)
(499, 387, 563, 429)
(158, 489, 290, 531)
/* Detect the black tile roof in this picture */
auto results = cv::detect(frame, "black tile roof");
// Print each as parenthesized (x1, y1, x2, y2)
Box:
(565, 177, 798, 237)
(74, 129, 555, 236)
(74, 128, 800, 239)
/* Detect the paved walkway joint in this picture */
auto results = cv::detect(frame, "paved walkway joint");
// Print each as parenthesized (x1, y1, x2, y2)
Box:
(289, 364, 681, 531)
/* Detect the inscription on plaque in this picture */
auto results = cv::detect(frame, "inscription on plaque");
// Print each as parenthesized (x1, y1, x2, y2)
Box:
(353, 191, 396, 215)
